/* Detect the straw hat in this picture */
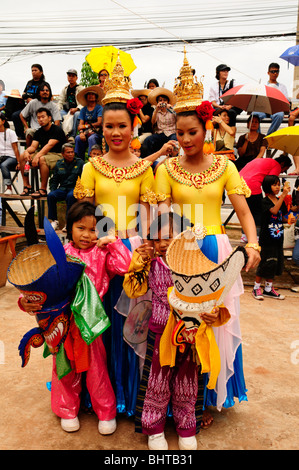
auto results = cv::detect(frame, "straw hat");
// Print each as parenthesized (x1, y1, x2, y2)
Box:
(166, 225, 247, 315)
(148, 86, 177, 106)
(76, 85, 104, 107)
(131, 88, 151, 98)
(7, 217, 85, 310)
(7, 216, 86, 364)
(5, 89, 22, 99)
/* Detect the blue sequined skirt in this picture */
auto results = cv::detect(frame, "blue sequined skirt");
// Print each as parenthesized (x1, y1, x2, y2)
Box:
(102, 239, 140, 416)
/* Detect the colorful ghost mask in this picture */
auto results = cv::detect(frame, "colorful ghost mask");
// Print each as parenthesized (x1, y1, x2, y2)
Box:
(7, 216, 85, 367)
(159, 224, 247, 389)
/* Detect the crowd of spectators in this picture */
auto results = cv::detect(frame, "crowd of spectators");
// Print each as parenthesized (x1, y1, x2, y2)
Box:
(0, 60, 298, 262)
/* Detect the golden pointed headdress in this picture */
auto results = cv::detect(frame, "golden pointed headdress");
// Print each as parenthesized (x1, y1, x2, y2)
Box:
(102, 53, 132, 105)
(173, 48, 204, 113)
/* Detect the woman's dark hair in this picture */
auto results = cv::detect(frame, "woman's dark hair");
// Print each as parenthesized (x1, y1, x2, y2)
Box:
(262, 175, 280, 195)
(213, 108, 234, 127)
(31, 64, 45, 81)
(0, 112, 10, 128)
(37, 82, 52, 100)
(66, 201, 115, 241)
(147, 212, 193, 240)
(102, 101, 134, 125)
(175, 110, 206, 129)
(98, 69, 109, 77)
(146, 78, 159, 88)
(275, 154, 292, 169)
(0, 80, 5, 90)
(247, 114, 260, 125)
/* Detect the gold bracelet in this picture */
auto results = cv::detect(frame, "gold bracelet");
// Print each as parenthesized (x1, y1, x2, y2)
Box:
(245, 243, 261, 253)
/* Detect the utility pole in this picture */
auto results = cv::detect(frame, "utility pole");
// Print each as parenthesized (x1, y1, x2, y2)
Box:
(293, 0, 299, 99)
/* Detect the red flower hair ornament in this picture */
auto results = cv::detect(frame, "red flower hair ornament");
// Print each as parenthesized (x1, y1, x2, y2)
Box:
(195, 100, 214, 123)
(127, 98, 143, 114)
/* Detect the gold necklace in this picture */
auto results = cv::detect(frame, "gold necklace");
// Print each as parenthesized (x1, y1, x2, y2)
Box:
(165, 155, 228, 190)
(90, 156, 152, 184)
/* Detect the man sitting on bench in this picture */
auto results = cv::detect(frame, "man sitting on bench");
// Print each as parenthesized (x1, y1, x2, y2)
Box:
(18, 107, 66, 198)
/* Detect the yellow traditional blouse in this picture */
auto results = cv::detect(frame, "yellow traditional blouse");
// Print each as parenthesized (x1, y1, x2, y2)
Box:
(79, 156, 154, 232)
(155, 154, 250, 227)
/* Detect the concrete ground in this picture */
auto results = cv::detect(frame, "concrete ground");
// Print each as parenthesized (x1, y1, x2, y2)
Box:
(1, 189, 299, 451)
(0, 277, 298, 451)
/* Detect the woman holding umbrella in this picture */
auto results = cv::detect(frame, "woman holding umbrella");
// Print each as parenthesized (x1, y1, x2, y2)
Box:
(235, 114, 268, 171)
(97, 69, 110, 89)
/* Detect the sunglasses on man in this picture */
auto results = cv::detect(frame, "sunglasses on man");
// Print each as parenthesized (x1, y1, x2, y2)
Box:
(269, 70, 279, 74)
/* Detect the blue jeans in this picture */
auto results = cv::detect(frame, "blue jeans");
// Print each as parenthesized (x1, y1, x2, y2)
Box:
(253, 111, 284, 135)
(74, 133, 101, 160)
(0, 156, 17, 186)
(47, 188, 76, 221)
(60, 110, 80, 137)
(293, 239, 299, 267)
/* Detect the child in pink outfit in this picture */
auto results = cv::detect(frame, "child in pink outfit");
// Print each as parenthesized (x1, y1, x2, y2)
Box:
(20, 201, 132, 434)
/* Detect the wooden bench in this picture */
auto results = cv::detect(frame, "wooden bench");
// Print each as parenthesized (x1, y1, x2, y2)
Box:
(0, 193, 47, 228)
(0, 225, 67, 243)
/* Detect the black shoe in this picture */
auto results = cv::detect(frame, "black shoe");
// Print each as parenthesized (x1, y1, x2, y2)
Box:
(263, 288, 285, 300)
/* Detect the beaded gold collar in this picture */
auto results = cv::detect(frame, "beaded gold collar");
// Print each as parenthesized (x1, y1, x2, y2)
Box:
(90, 156, 152, 184)
(165, 154, 228, 190)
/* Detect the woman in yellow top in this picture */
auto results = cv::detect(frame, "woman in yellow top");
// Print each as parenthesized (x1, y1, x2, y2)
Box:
(78, 102, 154, 238)
(74, 56, 155, 417)
(155, 55, 260, 422)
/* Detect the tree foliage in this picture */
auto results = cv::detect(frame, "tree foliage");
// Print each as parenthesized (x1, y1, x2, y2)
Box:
(80, 61, 99, 87)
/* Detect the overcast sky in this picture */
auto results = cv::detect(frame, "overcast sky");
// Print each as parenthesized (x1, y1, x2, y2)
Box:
(0, 0, 297, 99)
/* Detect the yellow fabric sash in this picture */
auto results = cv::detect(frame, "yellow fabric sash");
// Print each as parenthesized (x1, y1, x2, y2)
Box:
(159, 287, 230, 390)
(122, 250, 151, 299)
(205, 224, 226, 235)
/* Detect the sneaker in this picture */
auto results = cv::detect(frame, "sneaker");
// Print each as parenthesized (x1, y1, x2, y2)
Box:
(61, 417, 80, 432)
(291, 286, 299, 293)
(178, 435, 198, 450)
(263, 287, 285, 300)
(4, 188, 12, 195)
(98, 418, 117, 435)
(240, 234, 248, 243)
(148, 432, 168, 450)
(252, 287, 264, 300)
(51, 220, 59, 231)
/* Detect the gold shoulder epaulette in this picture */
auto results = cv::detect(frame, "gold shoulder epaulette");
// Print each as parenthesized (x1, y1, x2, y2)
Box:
(73, 177, 95, 200)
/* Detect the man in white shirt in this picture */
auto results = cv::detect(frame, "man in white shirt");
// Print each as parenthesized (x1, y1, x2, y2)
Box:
(57, 69, 84, 140)
(253, 63, 290, 135)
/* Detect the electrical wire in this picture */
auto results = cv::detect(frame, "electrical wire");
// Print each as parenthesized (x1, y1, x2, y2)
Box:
(0, 0, 296, 62)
